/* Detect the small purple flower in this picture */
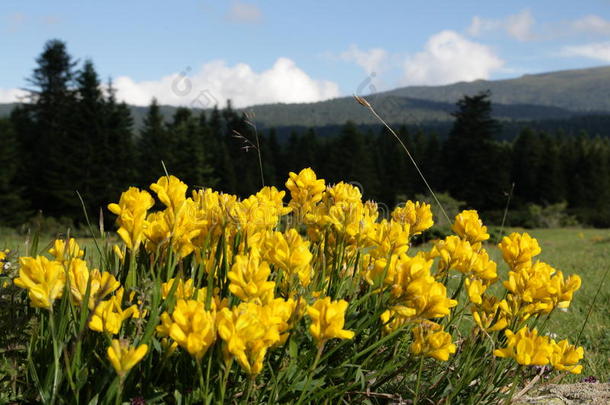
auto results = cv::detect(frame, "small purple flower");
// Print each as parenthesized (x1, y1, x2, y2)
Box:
(582, 376, 598, 383)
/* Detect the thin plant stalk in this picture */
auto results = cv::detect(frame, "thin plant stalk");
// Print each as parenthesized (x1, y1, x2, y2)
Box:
(355, 95, 450, 224)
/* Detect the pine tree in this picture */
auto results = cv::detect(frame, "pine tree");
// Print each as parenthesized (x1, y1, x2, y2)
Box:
(23, 39, 79, 219)
(442, 91, 509, 210)
(74, 60, 107, 215)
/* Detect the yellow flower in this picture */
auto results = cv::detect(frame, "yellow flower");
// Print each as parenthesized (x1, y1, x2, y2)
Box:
(112, 244, 125, 262)
(229, 191, 288, 237)
(255, 186, 292, 217)
(325, 201, 365, 239)
(14, 256, 66, 310)
(471, 296, 510, 332)
(266, 297, 297, 346)
(452, 210, 489, 246)
(363, 254, 398, 286)
(144, 199, 203, 258)
(68, 259, 120, 309)
(388, 254, 458, 320)
(391, 201, 433, 235)
(550, 339, 584, 374)
(368, 220, 410, 259)
(159, 299, 216, 360)
(465, 278, 486, 305)
(191, 188, 237, 241)
(89, 288, 140, 334)
(228, 251, 275, 303)
(411, 321, 456, 361)
(494, 327, 554, 366)
(503, 261, 581, 316)
(498, 233, 541, 270)
(307, 297, 354, 346)
(150, 175, 188, 214)
(217, 302, 282, 375)
(0, 249, 8, 262)
(161, 278, 205, 302)
(48, 238, 84, 263)
(286, 168, 325, 219)
(430, 236, 475, 275)
(107, 339, 148, 377)
(108, 187, 155, 251)
(326, 182, 362, 206)
(265, 229, 313, 288)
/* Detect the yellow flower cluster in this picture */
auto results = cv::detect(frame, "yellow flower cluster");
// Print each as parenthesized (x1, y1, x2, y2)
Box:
(391, 201, 434, 236)
(494, 327, 584, 374)
(157, 299, 216, 360)
(499, 233, 581, 319)
(285, 168, 325, 221)
(14, 256, 65, 309)
(411, 321, 456, 361)
(306, 297, 354, 347)
(10, 167, 583, 387)
(107, 339, 148, 377)
(14, 239, 140, 337)
(217, 299, 296, 374)
(108, 188, 155, 251)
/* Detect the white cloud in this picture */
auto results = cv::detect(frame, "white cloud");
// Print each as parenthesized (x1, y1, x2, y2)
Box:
(0, 88, 27, 103)
(467, 16, 500, 37)
(572, 15, 610, 35)
(225, 2, 262, 24)
(561, 42, 610, 62)
(506, 9, 535, 41)
(402, 30, 504, 86)
(467, 9, 535, 42)
(113, 57, 340, 108)
(339, 45, 388, 75)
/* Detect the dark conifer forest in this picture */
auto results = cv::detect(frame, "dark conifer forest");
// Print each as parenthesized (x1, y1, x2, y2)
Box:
(3, 40, 610, 228)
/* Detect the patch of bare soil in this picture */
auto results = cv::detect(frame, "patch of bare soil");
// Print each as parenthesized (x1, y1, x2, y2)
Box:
(515, 383, 610, 405)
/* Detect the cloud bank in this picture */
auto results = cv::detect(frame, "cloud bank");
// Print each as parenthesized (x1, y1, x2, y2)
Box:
(467, 9, 535, 41)
(339, 45, 388, 75)
(0, 88, 27, 103)
(402, 30, 504, 86)
(561, 42, 610, 62)
(113, 57, 340, 108)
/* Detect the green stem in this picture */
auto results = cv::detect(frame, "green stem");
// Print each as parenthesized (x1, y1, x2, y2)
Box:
(197, 361, 206, 402)
(48, 311, 61, 405)
(244, 375, 256, 404)
(220, 359, 233, 403)
(296, 343, 325, 405)
(413, 355, 425, 405)
(115, 376, 124, 405)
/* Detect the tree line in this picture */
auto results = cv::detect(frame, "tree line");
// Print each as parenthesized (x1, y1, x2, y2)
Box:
(2, 40, 610, 228)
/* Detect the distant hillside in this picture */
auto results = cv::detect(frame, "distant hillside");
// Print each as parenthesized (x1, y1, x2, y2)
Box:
(2, 65, 610, 130)
(384, 66, 610, 112)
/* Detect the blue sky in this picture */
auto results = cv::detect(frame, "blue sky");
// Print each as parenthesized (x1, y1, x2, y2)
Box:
(2, 1, 610, 107)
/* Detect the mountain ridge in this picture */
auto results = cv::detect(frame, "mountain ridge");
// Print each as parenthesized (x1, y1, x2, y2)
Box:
(2, 64, 610, 129)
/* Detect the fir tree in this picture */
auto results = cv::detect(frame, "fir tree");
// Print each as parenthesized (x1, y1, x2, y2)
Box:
(23, 39, 79, 219)
(442, 91, 509, 210)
